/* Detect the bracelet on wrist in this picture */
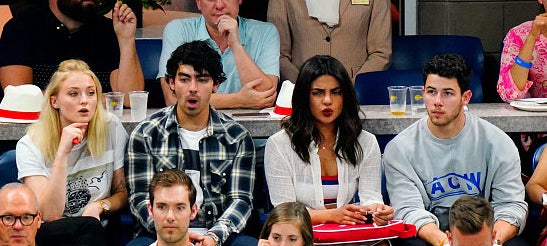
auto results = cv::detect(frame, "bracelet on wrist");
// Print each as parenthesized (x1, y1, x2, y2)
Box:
(514, 56, 533, 69)
(204, 232, 220, 246)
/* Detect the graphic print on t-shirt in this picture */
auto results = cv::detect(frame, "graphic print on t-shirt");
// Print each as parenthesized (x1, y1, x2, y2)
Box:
(425, 171, 481, 201)
(64, 163, 112, 217)
(65, 175, 92, 215)
(178, 127, 207, 228)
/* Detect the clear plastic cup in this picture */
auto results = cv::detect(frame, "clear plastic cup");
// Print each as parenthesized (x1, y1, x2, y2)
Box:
(104, 92, 124, 119)
(409, 85, 426, 115)
(387, 86, 408, 116)
(129, 91, 149, 122)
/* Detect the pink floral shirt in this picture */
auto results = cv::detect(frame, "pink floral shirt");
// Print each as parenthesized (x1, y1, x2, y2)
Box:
(497, 21, 547, 102)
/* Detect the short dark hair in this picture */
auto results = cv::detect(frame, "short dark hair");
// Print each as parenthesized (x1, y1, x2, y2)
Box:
(148, 169, 197, 207)
(165, 40, 226, 86)
(422, 54, 472, 93)
(449, 196, 494, 234)
(260, 202, 314, 246)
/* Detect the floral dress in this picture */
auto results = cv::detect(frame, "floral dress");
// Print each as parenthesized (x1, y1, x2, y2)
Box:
(497, 21, 547, 152)
(497, 21, 547, 103)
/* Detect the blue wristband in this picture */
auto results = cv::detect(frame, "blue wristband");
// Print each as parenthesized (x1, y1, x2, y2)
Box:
(514, 56, 533, 69)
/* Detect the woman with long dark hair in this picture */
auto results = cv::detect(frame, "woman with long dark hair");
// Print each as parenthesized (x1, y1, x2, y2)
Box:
(264, 55, 393, 226)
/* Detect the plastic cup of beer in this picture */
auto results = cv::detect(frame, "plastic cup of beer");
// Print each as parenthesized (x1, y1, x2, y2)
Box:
(104, 92, 124, 119)
(387, 86, 408, 116)
(129, 91, 149, 122)
(409, 85, 426, 115)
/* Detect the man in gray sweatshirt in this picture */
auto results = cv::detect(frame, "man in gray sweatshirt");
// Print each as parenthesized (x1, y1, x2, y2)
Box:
(383, 54, 528, 246)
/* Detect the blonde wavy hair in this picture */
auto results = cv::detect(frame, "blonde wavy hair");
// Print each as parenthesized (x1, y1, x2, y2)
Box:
(27, 59, 108, 164)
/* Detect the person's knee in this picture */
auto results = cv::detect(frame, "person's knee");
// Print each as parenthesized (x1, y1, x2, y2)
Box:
(78, 216, 105, 233)
(503, 235, 531, 246)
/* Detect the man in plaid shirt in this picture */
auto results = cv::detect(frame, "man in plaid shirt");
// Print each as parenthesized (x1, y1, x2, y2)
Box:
(125, 40, 256, 246)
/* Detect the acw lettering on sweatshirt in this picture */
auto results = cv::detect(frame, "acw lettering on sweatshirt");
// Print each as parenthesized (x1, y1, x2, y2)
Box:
(425, 172, 481, 201)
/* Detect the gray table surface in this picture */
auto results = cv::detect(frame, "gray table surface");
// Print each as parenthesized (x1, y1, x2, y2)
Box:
(1, 103, 546, 140)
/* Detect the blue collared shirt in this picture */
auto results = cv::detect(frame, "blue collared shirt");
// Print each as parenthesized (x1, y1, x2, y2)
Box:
(157, 16, 280, 93)
(125, 105, 256, 243)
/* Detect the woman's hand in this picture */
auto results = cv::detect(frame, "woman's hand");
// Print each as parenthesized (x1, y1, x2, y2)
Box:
(58, 123, 88, 155)
(531, 13, 547, 39)
(81, 201, 102, 221)
(362, 204, 394, 226)
(329, 204, 371, 225)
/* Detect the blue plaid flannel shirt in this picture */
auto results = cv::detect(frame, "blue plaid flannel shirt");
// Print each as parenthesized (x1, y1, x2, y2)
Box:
(125, 105, 256, 243)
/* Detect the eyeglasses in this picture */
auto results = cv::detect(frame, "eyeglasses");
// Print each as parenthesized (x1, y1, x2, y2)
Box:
(0, 214, 38, 226)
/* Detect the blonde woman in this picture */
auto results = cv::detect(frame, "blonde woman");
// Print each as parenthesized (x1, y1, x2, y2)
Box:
(16, 59, 128, 245)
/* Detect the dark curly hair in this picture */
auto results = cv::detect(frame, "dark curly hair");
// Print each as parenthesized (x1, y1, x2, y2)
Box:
(281, 55, 363, 165)
(422, 54, 472, 93)
(165, 40, 226, 86)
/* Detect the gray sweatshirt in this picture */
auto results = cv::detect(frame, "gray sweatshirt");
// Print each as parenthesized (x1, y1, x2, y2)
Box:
(383, 113, 527, 234)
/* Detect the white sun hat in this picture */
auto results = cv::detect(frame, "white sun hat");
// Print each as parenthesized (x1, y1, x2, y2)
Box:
(260, 80, 295, 118)
(0, 84, 44, 123)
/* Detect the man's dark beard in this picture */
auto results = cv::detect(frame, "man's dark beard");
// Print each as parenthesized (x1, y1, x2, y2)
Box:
(57, 0, 98, 23)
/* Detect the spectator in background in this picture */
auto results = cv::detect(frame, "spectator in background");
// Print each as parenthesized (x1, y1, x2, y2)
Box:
(264, 55, 393, 228)
(16, 59, 129, 245)
(0, 0, 144, 107)
(383, 54, 528, 246)
(0, 183, 42, 246)
(126, 41, 256, 246)
(497, 0, 547, 102)
(267, 0, 391, 83)
(525, 143, 547, 245)
(258, 202, 313, 246)
(148, 169, 198, 246)
(447, 196, 497, 246)
(157, 0, 279, 108)
(497, 0, 547, 176)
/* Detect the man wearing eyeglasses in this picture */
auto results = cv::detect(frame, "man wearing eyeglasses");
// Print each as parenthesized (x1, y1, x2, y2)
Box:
(0, 182, 41, 246)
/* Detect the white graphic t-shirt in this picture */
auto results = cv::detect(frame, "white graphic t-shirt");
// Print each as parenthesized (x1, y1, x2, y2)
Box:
(16, 115, 128, 217)
(177, 126, 207, 228)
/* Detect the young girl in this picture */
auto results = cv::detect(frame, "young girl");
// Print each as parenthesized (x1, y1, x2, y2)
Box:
(258, 202, 313, 246)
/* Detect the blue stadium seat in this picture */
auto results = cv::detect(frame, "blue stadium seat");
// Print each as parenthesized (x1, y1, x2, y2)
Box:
(355, 35, 484, 105)
(532, 143, 547, 172)
(0, 150, 18, 187)
(136, 38, 164, 108)
(136, 38, 162, 80)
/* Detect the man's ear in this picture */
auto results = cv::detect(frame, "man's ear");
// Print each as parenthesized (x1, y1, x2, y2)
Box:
(168, 78, 175, 90)
(446, 230, 452, 245)
(213, 84, 220, 93)
(190, 204, 198, 220)
(462, 90, 472, 105)
(36, 211, 42, 229)
(147, 203, 153, 217)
